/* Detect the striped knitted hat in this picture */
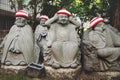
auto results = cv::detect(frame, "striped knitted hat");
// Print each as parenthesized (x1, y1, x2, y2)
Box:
(40, 15, 49, 20)
(90, 17, 104, 28)
(15, 10, 28, 18)
(56, 8, 71, 17)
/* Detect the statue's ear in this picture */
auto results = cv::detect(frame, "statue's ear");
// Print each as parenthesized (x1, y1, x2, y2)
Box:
(68, 16, 81, 28)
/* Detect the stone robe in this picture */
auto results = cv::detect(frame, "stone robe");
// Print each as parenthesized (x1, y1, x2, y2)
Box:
(88, 23, 120, 70)
(1, 25, 34, 65)
(34, 25, 48, 63)
(46, 23, 79, 68)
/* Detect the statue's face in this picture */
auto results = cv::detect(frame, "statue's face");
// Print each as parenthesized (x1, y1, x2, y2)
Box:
(58, 14, 69, 25)
(94, 27, 103, 32)
(15, 17, 26, 27)
(40, 27, 48, 36)
(40, 19, 47, 25)
(95, 22, 105, 31)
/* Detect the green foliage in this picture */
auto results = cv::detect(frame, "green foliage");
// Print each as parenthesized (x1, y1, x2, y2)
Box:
(40, 0, 104, 18)
(40, 0, 74, 17)
(62, 0, 111, 19)
(27, 0, 42, 9)
(9, 0, 111, 26)
(41, 3, 59, 17)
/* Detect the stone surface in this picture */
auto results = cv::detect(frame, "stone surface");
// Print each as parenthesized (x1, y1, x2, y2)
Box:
(76, 71, 120, 80)
(1, 65, 27, 74)
(1, 65, 120, 80)
(34, 15, 49, 63)
(83, 20, 120, 71)
(45, 65, 81, 80)
(1, 12, 34, 66)
(45, 11, 80, 68)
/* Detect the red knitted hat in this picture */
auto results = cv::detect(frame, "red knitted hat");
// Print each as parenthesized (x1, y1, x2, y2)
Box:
(15, 10, 28, 18)
(40, 15, 49, 20)
(56, 8, 71, 17)
(90, 17, 104, 28)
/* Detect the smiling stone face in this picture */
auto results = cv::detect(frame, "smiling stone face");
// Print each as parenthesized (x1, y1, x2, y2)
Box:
(40, 19, 47, 26)
(57, 14, 69, 25)
(15, 17, 26, 27)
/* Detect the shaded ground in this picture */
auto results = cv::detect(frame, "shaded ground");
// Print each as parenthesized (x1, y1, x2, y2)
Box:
(0, 67, 59, 80)
(0, 65, 120, 80)
(0, 68, 41, 80)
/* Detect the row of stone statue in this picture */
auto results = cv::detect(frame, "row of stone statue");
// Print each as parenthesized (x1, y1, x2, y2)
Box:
(0, 9, 120, 71)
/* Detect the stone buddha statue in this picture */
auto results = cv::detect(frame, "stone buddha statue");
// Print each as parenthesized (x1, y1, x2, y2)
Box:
(0, 10, 34, 66)
(34, 15, 49, 63)
(88, 17, 120, 70)
(45, 8, 80, 68)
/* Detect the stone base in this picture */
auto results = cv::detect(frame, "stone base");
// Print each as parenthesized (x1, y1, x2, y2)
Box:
(1, 65, 27, 74)
(98, 72, 120, 80)
(45, 65, 120, 80)
(45, 66, 81, 80)
(77, 71, 120, 80)
(1, 65, 120, 80)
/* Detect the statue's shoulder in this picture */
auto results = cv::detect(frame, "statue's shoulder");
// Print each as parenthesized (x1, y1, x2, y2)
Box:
(68, 23, 77, 28)
(12, 24, 16, 27)
(24, 24, 32, 28)
(49, 23, 59, 28)
(23, 24, 33, 31)
(9, 25, 17, 30)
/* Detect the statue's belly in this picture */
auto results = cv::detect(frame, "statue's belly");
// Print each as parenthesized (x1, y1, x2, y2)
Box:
(52, 41, 79, 67)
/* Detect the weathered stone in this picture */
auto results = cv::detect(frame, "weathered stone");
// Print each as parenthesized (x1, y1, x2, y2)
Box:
(1, 65, 26, 74)
(77, 71, 120, 80)
(34, 15, 49, 63)
(45, 9, 80, 68)
(0, 10, 34, 66)
(83, 17, 120, 71)
(45, 66, 81, 80)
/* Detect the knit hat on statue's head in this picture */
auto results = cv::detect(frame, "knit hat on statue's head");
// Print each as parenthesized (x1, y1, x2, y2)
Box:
(90, 17, 104, 28)
(56, 8, 71, 17)
(40, 15, 49, 20)
(15, 10, 28, 19)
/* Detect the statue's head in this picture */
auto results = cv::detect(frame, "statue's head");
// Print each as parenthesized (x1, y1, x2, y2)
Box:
(39, 15, 49, 26)
(94, 26, 103, 32)
(15, 10, 28, 27)
(56, 8, 71, 25)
